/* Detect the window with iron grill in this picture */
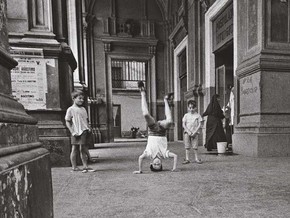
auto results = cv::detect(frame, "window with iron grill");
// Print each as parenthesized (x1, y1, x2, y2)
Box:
(112, 59, 147, 90)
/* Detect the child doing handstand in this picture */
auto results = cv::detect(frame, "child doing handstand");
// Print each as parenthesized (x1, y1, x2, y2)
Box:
(133, 82, 178, 174)
(182, 100, 203, 164)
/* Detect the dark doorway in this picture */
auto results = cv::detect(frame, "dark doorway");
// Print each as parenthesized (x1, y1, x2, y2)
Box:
(113, 104, 121, 138)
(215, 42, 234, 145)
(178, 49, 187, 140)
(215, 43, 234, 109)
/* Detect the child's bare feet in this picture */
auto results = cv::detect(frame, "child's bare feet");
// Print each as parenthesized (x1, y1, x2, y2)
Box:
(195, 159, 202, 164)
(164, 92, 174, 102)
(70, 167, 81, 172)
(137, 81, 145, 92)
(167, 92, 174, 100)
(82, 167, 96, 173)
(171, 168, 179, 172)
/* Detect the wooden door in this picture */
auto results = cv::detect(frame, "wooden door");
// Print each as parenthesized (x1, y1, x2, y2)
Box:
(113, 105, 121, 138)
(178, 49, 187, 140)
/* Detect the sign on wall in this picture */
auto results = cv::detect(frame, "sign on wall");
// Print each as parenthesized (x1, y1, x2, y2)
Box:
(10, 49, 52, 110)
(239, 73, 260, 116)
(213, 3, 233, 52)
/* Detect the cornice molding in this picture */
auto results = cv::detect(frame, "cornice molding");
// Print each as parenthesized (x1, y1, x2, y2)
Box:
(0, 47, 18, 69)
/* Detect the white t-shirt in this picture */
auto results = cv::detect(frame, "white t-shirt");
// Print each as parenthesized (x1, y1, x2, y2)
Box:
(143, 136, 170, 159)
(182, 112, 203, 134)
(228, 89, 234, 125)
(65, 105, 90, 135)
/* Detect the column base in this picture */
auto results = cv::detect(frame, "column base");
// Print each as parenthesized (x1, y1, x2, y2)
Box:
(233, 132, 290, 157)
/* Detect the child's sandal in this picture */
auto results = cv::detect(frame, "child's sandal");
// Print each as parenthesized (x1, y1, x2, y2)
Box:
(182, 160, 190, 164)
(167, 92, 174, 100)
(137, 81, 145, 91)
(71, 167, 81, 172)
(195, 159, 202, 164)
(82, 167, 96, 173)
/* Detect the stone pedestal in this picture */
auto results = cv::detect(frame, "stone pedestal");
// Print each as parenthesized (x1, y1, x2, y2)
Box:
(7, 0, 77, 166)
(0, 0, 53, 216)
(233, 0, 290, 157)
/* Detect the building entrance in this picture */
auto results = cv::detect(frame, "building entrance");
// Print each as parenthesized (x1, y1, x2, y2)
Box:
(178, 48, 187, 140)
(214, 44, 233, 109)
(214, 43, 234, 145)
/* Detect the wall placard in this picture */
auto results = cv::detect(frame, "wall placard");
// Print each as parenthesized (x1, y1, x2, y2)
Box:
(213, 3, 233, 52)
(11, 52, 53, 110)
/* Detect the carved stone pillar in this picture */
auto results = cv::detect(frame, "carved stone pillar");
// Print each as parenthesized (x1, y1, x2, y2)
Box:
(149, 45, 157, 119)
(7, 0, 77, 167)
(233, 0, 290, 157)
(52, 0, 67, 42)
(0, 0, 53, 216)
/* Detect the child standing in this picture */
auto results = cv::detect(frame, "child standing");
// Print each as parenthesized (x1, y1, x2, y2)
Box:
(133, 81, 178, 174)
(65, 90, 95, 173)
(182, 100, 203, 164)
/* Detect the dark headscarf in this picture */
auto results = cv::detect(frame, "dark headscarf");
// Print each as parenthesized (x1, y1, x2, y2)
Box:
(203, 94, 224, 118)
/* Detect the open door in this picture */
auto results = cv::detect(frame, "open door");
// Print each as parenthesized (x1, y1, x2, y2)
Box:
(215, 65, 233, 110)
(178, 48, 187, 140)
(113, 104, 121, 138)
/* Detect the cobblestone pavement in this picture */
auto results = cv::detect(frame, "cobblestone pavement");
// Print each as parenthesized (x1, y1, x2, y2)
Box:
(52, 141, 290, 218)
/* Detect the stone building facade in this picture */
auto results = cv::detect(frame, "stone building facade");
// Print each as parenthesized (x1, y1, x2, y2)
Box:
(0, 0, 53, 217)
(85, 0, 290, 157)
(1, 0, 290, 216)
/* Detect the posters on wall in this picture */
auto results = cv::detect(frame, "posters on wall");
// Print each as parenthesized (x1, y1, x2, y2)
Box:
(10, 48, 53, 110)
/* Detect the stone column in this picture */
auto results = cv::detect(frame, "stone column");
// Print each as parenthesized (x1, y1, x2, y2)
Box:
(149, 45, 157, 119)
(233, 0, 290, 157)
(75, 0, 85, 86)
(8, 0, 77, 166)
(0, 0, 53, 217)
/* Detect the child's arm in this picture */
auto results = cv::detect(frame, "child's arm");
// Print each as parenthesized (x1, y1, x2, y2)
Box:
(191, 122, 201, 137)
(65, 120, 77, 136)
(133, 153, 146, 174)
(182, 119, 192, 135)
(168, 152, 177, 172)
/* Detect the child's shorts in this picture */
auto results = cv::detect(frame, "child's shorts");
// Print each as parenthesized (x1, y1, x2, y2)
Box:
(184, 133, 198, 150)
(71, 130, 89, 145)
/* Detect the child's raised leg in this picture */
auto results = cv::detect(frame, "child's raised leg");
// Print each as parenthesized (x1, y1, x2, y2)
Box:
(159, 95, 173, 128)
(140, 89, 155, 126)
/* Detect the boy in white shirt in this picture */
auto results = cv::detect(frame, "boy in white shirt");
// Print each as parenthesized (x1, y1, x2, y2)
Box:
(182, 100, 203, 164)
(65, 90, 95, 173)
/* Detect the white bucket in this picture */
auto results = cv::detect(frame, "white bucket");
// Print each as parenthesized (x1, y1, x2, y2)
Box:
(217, 142, 227, 154)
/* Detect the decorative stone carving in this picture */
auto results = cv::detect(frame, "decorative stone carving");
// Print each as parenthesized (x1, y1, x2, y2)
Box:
(104, 42, 111, 52)
(192, 84, 199, 97)
(0, 0, 9, 51)
(198, 84, 204, 96)
(200, 0, 209, 13)
(149, 45, 156, 55)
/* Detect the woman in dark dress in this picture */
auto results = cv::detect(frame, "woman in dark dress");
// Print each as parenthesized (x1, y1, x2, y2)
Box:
(202, 94, 227, 151)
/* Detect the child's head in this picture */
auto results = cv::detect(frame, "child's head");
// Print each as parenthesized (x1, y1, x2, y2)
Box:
(187, 100, 197, 113)
(150, 157, 163, 172)
(71, 90, 85, 106)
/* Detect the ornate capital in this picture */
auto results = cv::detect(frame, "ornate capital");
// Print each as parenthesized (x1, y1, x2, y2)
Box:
(198, 84, 204, 96)
(104, 42, 111, 52)
(200, 0, 209, 13)
(148, 45, 156, 55)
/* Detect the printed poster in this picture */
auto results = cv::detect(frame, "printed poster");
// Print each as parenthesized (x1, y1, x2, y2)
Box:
(11, 57, 52, 110)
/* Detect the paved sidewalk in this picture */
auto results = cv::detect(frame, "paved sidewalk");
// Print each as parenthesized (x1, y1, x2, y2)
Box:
(52, 141, 290, 218)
